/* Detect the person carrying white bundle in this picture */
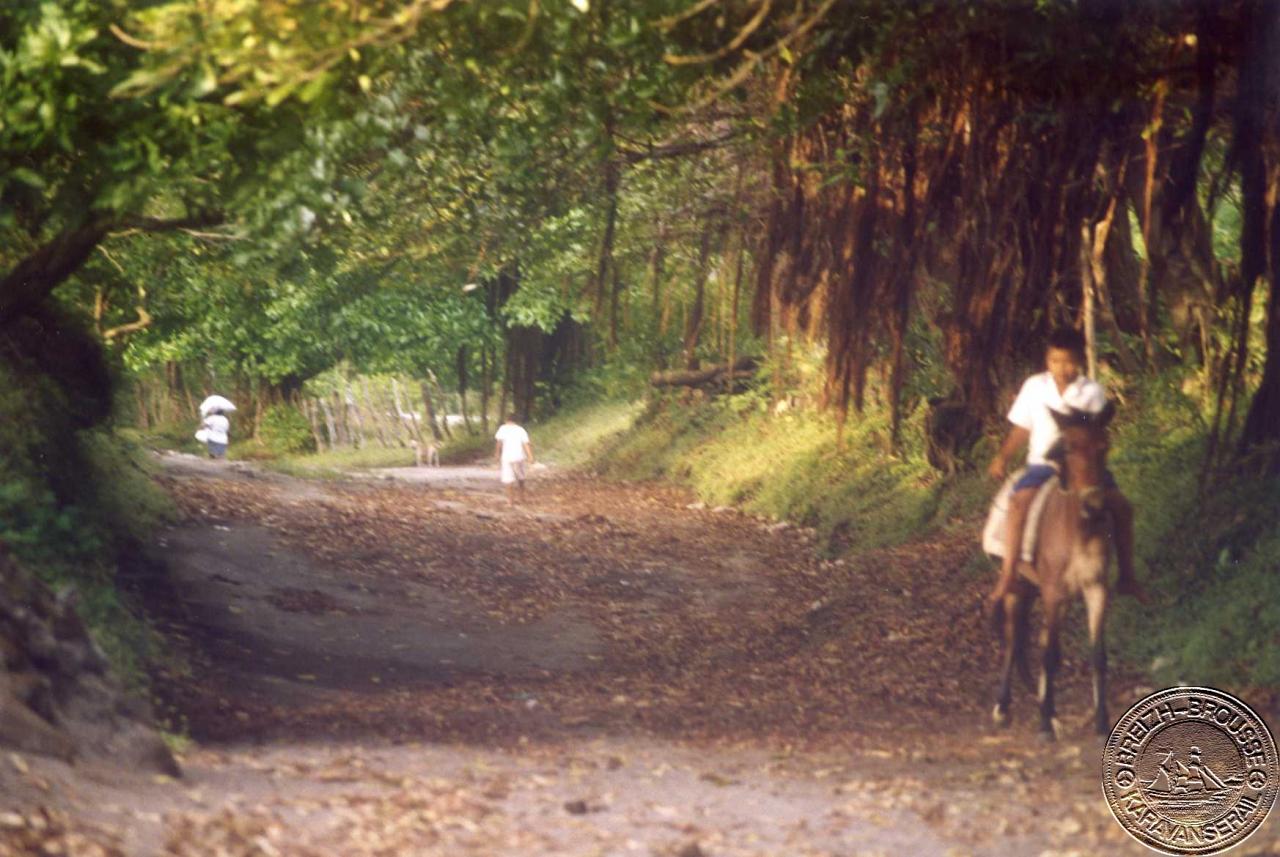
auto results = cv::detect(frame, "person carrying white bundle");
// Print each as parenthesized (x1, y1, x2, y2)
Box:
(196, 408, 231, 459)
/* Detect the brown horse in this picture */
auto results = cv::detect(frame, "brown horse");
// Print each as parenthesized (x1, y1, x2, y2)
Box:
(992, 402, 1118, 740)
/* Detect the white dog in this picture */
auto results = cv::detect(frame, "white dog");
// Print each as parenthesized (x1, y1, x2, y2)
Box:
(411, 439, 440, 467)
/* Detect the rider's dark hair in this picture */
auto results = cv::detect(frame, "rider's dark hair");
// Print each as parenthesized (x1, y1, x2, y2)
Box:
(1047, 327, 1086, 359)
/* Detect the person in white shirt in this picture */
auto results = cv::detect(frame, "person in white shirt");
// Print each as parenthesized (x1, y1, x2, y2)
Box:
(494, 414, 533, 505)
(986, 328, 1144, 607)
(200, 408, 231, 460)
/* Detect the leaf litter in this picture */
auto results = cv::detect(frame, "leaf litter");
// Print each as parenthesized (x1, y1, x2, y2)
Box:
(0, 465, 1223, 856)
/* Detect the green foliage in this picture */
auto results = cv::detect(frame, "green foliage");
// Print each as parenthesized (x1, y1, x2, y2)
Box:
(134, 419, 208, 458)
(440, 431, 493, 464)
(255, 405, 317, 457)
(1170, 523, 1280, 690)
(1140, 473, 1280, 689)
(1100, 375, 1280, 690)
(0, 358, 170, 687)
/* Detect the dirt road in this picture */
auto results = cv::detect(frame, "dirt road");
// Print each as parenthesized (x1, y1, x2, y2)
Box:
(3, 454, 1275, 855)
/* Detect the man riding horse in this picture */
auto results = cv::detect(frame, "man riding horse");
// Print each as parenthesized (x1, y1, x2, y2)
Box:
(986, 327, 1147, 607)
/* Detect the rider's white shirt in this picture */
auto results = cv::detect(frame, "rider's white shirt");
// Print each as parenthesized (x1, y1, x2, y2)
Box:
(1007, 372, 1107, 465)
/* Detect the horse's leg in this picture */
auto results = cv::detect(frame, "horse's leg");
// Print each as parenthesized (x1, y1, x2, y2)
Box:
(1037, 596, 1063, 740)
(1013, 585, 1034, 690)
(993, 591, 1021, 727)
(1083, 582, 1110, 735)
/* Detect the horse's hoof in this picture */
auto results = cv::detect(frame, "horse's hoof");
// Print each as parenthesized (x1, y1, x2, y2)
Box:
(992, 705, 1010, 728)
(1037, 728, 1057, 744)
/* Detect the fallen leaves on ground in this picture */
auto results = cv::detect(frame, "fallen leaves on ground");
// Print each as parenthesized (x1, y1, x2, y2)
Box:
(4, 466, 1174, 856)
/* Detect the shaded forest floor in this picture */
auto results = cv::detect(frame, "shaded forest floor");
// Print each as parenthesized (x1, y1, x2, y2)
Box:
(3, 454, 1276, 855)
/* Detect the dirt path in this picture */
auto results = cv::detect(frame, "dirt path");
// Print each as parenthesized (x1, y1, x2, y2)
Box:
(3, 454, 1275, 856)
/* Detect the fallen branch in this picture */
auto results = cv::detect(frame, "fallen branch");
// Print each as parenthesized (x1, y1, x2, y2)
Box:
(650, 356, 758, 388)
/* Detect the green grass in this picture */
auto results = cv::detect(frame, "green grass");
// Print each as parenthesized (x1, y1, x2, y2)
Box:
(1109, 387, 1280, 693)
(255, 427, 497, 478)
(259, 444, 416, 478)
(591, 391, 990, 555)
(439, 430, 494, 463)
(532, 399, 645, 468)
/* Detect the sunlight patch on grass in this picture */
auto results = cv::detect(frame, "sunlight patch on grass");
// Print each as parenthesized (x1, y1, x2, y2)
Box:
(533, 400, 644, 468)
(593, 395, 969, 554)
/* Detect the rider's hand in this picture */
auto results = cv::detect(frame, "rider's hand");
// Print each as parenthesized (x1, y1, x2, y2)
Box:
(987, 456, 1007, 481)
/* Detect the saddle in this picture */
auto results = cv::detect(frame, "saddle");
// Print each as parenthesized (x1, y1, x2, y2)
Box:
(981, 468, 1057, 564)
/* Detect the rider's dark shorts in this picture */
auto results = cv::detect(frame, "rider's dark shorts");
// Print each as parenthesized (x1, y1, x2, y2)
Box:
(1013, 464, 1117, 492)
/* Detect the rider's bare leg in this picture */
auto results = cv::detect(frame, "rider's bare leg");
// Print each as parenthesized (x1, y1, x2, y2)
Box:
(990, 487, 1034, 605)
(1104, 489, 1147, 602)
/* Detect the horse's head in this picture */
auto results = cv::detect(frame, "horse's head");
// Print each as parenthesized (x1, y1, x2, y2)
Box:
(1050, 401, 1115, 507)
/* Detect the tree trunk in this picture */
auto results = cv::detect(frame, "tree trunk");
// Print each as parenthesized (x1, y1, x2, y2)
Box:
(134, 383, 150, 430)
(596, 120, 622, 349)
(428, 371, 454, 439)
(681, 219, 716, 371)
(331, 392, 349, 446)
(610, 265, 625, 352)
(480, 346, 491, 435)
(1237, 1, 1280, 456)
(456, 346, 473, 434)
(304, 398, 327, 452)
(649, 221, 669, 363)
(1081, 223, 1099, 380)
(343, 379, 365, 448)
(651, 357, 758, 388)
(889, 120, 920, 450)
(498, 367, 509, 427)
(728, 225, 745, 392)
(390, 381, 423, 446)
(319, 396, 339, 448)
(254, 379, 267, 439)
(0, 218, 110, 329)
(361, 378, 389, 447)
(1240, 157, 1280, 455)
(420, 381, 444, 441)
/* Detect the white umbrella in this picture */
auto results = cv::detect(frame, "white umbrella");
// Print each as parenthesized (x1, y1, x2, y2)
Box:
(199, 395, 237, 416)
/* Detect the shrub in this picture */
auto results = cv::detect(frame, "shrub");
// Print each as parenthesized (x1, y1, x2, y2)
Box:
(255, 405, 316, 456)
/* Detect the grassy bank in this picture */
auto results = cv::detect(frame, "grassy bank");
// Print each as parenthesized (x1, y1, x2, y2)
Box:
(591, 391, 991, 552)
(0, 360, 173, 687)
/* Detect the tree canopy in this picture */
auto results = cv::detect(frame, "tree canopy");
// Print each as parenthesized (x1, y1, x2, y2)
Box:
(4, 0, 1280, 460)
